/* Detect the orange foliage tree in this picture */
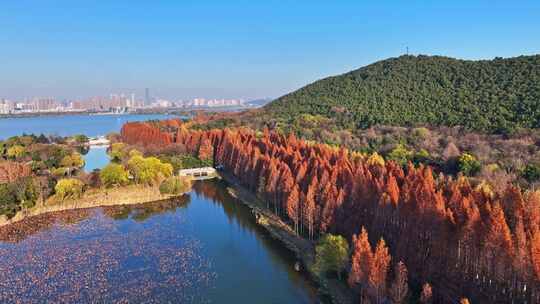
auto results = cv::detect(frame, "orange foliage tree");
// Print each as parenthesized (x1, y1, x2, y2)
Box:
(119, 120, 540, 303)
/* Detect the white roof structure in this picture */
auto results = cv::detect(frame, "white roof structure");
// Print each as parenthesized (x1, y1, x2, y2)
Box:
(179, 167, 217, 180)
(88, 136, 110, 146)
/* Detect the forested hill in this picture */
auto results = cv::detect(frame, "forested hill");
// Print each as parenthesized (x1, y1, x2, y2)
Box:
(264, 55, 540, 133)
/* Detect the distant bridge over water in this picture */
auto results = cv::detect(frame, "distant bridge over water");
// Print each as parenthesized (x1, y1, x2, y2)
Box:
(178, 167, 218, 180)
(88, 136, 110, 147)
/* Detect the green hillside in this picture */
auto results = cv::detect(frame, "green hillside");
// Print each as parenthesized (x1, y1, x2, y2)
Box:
(264, 55, 540, 133)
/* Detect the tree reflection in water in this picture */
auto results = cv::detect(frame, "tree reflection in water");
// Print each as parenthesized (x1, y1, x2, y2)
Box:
(102, 195, 191, 222)
(0, 196, 191, 243)
(0, 209, 92, 243)
(0, 194, 214, 303)
(0, 180, 320, 304)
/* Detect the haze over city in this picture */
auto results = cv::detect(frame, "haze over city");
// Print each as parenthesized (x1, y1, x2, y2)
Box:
(1, 1, 539, 101)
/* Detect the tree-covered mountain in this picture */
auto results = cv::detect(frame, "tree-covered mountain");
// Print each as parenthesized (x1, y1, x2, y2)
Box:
(264, 55, 540, 133)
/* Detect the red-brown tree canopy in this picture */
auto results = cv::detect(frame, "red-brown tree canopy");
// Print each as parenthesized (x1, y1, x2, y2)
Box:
(119, 120, 540, 303)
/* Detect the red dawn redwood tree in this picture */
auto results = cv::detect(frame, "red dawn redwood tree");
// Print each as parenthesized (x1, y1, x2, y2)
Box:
(117, 120, 540, 303)
(198, 137, 213, 162)
(390, 261, 409, 304)
(286, 185, 300, 234)
(531, 230, 540, 280)
(348, 227, 373, 289)
(420, 283, 433, 304)
(368, 238, 391, 304)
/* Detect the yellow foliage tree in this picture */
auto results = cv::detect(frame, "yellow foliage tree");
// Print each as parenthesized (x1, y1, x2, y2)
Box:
(367, 152, 385, 167)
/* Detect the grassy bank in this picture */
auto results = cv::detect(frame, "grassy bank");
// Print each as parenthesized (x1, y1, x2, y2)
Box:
(220, 172, 355, 304)
(0, 185, 186, 227)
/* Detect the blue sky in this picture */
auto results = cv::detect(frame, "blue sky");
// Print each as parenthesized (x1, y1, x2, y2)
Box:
(0, 1, 539, 100)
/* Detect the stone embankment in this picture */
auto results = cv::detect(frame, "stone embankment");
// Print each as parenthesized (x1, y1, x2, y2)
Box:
(220, 171, 355, 304)
(0, 185, 185, 227)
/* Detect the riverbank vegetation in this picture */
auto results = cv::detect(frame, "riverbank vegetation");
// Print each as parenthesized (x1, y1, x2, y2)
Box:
(159, 176, 192, 195)
(120, 119, 540, 303)
(0, 134, 89, 218)
(113, 120, 213, 170)
(0, 133, 191, 223)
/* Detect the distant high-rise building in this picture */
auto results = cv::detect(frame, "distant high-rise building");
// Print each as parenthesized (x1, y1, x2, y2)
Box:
(144, 88, 150, 106)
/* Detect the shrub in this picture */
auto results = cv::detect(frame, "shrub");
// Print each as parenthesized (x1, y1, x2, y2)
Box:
(314, 234, 349, 279)
(52, 167, 70, 177)
(7, 145, 25, 159)
(43, 145, 70, 168)
(458, 153, 481, 176)
(128, 149, 143, 158)
(412, 127, 430, 138)
(523, 164, 540, 182)
(60, 153, 85, 168)
(109, 142, 126, 161)
(387, 144, 413, 166)
(100, 163, 129, 187)
(367, 152, 385, 167)
(128, 155, 173, 185)
(72, 134, 89, 144)
(158, 155, 184, 171)
(159, 176, 192, 195)
(55, 178, 85, 200)
(177, 155, 211, 169)
(12, 177, 38, 206)
(413, 149, 431, 165)
(30, 160, 46, 172)
(485, 163, 500, 172)
(0, 177, 39, 217)
(0, 183, 18, 218)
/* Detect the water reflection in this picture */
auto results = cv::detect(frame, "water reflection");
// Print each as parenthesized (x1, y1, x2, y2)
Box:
(103, 196, 191, 222)
(0, 180, 320, 303)
(83, 146, 110, 172)
(0, 114, 177, 139)
(76, 145, 90, 155)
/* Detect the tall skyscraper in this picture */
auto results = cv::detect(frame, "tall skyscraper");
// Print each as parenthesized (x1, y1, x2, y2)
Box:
(144, 88, 150, 106)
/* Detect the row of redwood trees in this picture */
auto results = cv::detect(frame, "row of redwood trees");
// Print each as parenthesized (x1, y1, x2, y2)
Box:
(121, 120, 540, 303)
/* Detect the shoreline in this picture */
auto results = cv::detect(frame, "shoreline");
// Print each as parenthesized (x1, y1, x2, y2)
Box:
(0, 173, 354, 303)
(220, 172, 355, 304)
(0, 185, 186, 227)
(0, 111, 90, 119)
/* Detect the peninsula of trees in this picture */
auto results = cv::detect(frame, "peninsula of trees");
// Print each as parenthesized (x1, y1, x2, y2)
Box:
(0, 133, 193, 224)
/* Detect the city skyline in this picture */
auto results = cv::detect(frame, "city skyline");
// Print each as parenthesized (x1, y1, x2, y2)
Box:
(1, 1, 539, 100)
(0, 87, 267, 103)
(0, 92, 259, 115)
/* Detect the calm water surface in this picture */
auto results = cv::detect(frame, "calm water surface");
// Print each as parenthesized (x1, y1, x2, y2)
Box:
(0, 181, 320, 303)
(0, 114, 176, 139)
(83, 146, 110, 172)
(0, 115, 322, 303)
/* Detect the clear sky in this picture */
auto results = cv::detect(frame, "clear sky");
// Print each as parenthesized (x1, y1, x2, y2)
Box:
(0, 1, 539, 101)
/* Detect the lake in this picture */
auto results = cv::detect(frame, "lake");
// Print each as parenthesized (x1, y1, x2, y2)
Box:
(0, 180, 320, 303)
(0, 113, 177, 139)
(83, 146, 109, 172)
(0, 113, 173, 171)
(0, 114, 323, 303)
